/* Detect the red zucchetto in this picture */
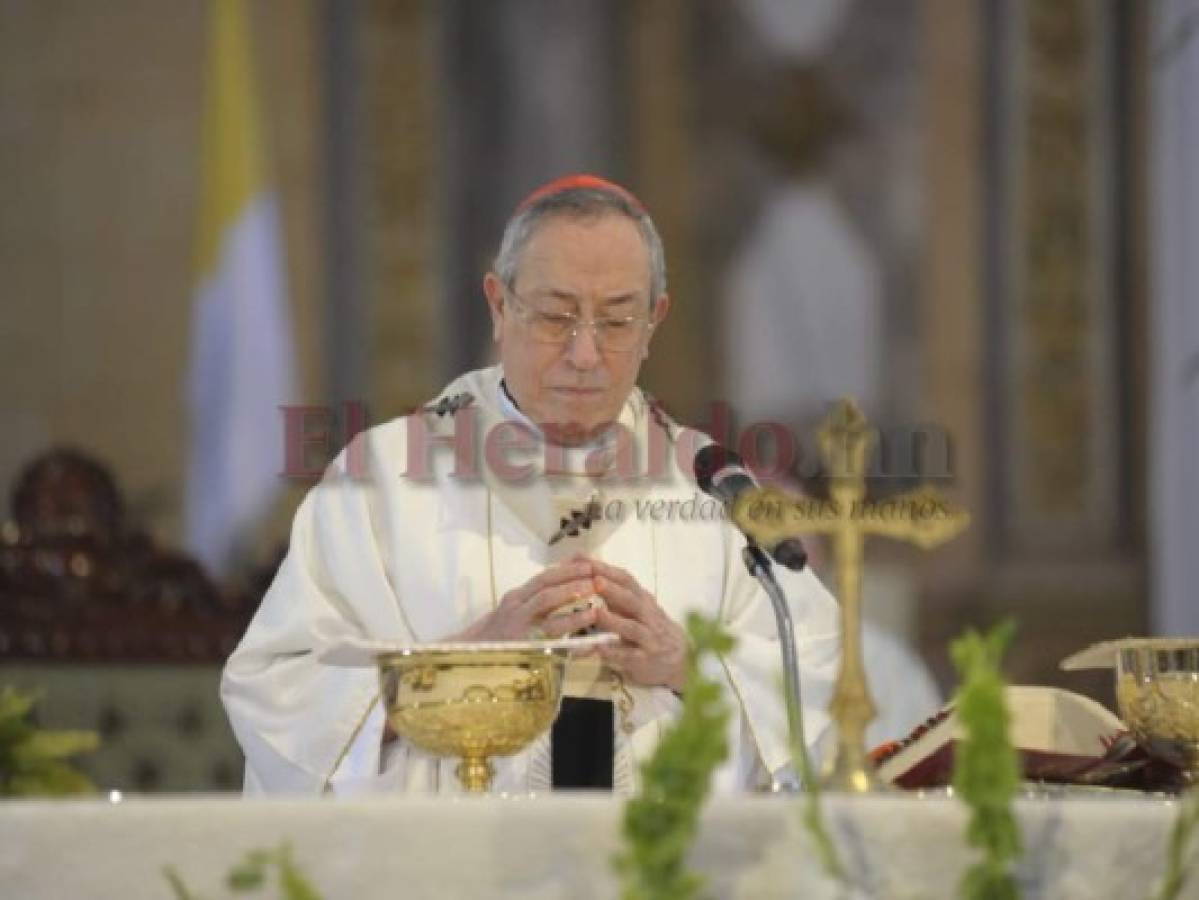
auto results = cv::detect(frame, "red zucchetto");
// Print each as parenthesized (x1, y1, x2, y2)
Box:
(515, 174, 647, 216)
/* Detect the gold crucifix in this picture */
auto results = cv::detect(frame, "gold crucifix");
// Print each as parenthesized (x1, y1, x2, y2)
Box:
(732, 399, 970, 792)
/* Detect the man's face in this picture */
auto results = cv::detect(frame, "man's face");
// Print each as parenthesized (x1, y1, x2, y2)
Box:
(484, 213, 670, 445)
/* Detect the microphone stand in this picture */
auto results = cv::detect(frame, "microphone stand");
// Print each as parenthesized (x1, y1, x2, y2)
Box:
(740, 542, 809, 792)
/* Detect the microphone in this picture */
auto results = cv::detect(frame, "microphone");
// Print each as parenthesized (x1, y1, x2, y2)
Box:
(693, 444, 808, 571)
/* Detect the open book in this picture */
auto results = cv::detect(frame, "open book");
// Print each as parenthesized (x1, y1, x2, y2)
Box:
(874, 685, 1127, 789)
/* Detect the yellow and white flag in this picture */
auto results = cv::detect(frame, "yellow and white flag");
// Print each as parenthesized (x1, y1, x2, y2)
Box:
(185, 0, 297, 577)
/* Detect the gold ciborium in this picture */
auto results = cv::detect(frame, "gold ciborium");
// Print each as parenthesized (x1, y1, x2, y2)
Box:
(1114, 640, 1199, 784)
(377, 645, 566, 793)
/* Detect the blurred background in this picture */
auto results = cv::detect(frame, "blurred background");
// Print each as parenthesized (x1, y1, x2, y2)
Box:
(2, 0, 1196, 792)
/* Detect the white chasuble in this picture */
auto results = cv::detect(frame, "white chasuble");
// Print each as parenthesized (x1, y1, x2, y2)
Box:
(221, 366, 840, 795)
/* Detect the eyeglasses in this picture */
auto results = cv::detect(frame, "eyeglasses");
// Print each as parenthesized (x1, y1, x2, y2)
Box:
(503, 285, 652, 353)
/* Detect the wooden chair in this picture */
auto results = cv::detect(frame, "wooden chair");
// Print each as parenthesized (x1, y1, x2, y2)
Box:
(0, 448, 267, 792)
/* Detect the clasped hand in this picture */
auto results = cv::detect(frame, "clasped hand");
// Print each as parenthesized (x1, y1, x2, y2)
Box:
(455, 555, 687, 693)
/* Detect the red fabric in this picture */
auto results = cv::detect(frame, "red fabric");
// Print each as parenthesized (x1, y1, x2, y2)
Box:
(515, 174, 646, 215)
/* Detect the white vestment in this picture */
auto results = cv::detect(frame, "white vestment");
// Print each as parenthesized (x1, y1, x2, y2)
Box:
(221, 366, 841, 795)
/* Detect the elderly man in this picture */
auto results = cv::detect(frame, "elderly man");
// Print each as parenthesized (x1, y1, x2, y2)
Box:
(221, 174, 840, 794)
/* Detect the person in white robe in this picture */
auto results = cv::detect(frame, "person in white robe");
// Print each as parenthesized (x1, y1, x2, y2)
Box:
(221, 175, 841, 795)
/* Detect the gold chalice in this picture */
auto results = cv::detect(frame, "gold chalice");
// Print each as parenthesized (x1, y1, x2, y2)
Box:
(377, 644, 568, 793)
(1114, 640, 1199, 784)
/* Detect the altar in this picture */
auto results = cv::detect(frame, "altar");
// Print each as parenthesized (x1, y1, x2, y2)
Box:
(0, 793, 1189, 899)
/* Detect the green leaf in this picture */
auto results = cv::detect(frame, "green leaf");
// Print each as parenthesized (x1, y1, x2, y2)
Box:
(7, 763, 96, 797)
(226, 852, 269, 891)
(0, 685, 97, 797)
(15, 730, 100, 761)
(0, 686, 39, 721)
(277, 843, 324, 900)
(163, 865, 204, 900)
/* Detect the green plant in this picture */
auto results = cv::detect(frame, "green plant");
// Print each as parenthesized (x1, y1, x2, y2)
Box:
(0, 685, 97, 796)
(782, 685, 846, 885)
(1153, 787, 1199, 900)
(614, 613, 734, 900)
(950, 620, 1022, 900)
(165, 843, 323, 900)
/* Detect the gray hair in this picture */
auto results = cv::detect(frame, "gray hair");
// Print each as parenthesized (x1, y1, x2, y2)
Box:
(493, 186, 667, 303)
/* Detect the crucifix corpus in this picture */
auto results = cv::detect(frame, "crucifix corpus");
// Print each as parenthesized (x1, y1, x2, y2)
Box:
(732, 399, 970, 792)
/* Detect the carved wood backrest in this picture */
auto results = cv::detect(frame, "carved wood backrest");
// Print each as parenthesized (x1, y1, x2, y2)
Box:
(0, 448, 258, 663)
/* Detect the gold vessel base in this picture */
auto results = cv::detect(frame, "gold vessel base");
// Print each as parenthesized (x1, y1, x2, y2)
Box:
(456, 754, 496, 793)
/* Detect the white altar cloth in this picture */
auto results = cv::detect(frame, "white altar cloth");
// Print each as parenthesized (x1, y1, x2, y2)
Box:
(0, 794, 1190, 899)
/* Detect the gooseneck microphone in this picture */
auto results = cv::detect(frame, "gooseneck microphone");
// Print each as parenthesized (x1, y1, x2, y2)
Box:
(693, 442, 810, 789)
(693, 445, 808, 571)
